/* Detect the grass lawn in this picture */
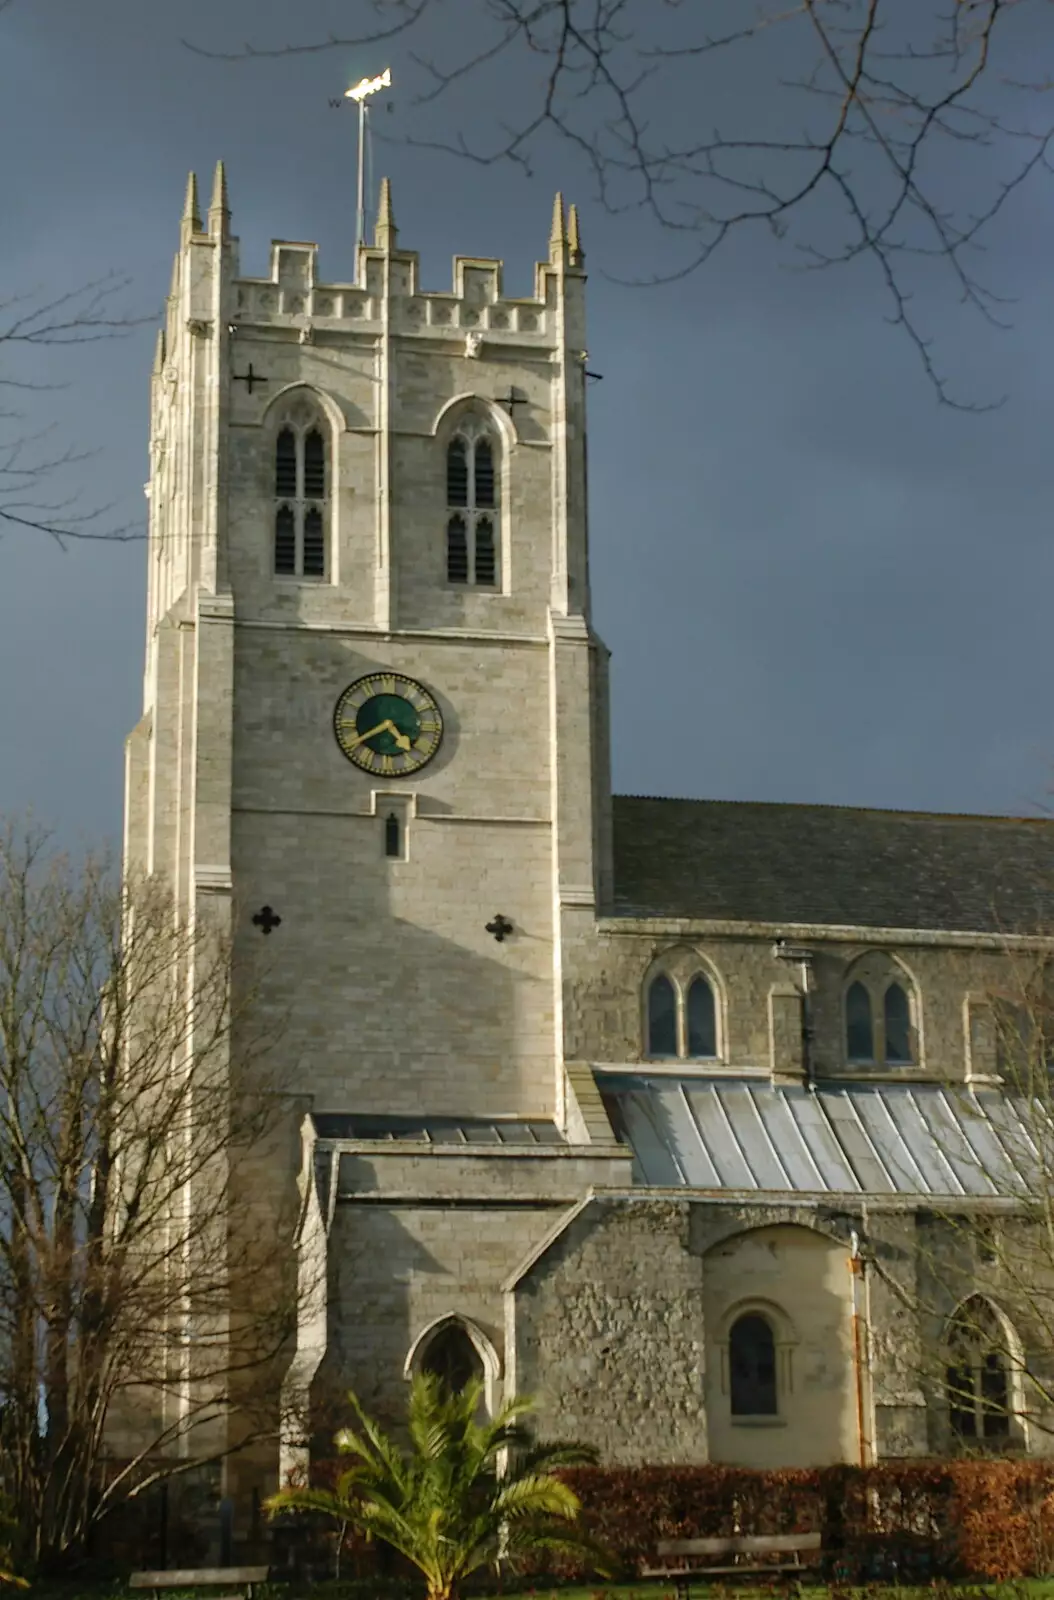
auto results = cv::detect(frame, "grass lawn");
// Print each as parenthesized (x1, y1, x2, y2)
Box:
(470, 1587, 1054, 1600)
(22, 1583, 1054, 1600)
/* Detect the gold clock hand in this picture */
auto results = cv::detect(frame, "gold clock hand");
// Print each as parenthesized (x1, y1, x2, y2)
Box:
(342, 719, 391, 749)
(342, 718, 414, 753)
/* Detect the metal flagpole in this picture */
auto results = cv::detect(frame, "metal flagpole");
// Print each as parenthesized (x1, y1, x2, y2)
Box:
(345, 68, 392, 270)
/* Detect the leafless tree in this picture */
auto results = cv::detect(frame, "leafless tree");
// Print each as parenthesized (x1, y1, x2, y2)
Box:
(0, 822, 298, 1570)
(865, 951, 1054, 1456)
(192, 0, 1054, 404)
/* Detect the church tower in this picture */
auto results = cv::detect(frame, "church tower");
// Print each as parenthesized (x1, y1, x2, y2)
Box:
(127, 168, 613, 1121)
(124, 168, 628, 1515)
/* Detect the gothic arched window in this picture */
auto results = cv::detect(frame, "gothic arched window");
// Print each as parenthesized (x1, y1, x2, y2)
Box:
(884, 982, 911, 1063)
(272, 406, 329, 578)
(644, 963, 723, 1061)
(946, 1299, 1012, 1443)
(686, 977, 717, 1058)
(729, 1313, 778, 1417)
(846, 982, 874, 1062)
(445, 425, 499, 587)
(844, 957, 917, 1068)
(647, 975, 678, 1057)
(421, 1323, 485, 1396)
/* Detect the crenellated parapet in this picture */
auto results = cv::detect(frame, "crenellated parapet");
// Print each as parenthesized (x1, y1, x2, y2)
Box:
(230, 251, 573, 348)
(226, 181, 584, 351)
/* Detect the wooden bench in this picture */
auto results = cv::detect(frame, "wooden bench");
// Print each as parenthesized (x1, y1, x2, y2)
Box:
(130, 1568, 269, 1600)
(642, 1532, 823, 1597)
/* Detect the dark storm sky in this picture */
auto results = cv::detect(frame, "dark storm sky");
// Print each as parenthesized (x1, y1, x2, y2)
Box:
(4, 0, 1054, 846)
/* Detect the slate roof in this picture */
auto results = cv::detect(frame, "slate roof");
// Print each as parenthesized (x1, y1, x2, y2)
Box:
(612, 795, 1054, 934)
(599, 1072, 1042, 1197)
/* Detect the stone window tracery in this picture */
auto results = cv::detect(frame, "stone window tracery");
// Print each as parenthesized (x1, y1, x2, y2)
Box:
(273, 400, 329, 579)
(405, 1313, 500, 1414)
(420, 1323, 484, 1396)
(445, 419, 499, 587)
(843, 956, 918, 1068)
(644, 960, 721, 1061)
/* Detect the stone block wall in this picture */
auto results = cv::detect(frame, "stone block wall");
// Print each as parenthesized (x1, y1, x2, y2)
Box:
(508, 1197, 708, 1463)
(563, 923, 1019, 1083)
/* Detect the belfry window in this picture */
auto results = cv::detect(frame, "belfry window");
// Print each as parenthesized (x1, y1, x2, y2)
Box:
(446, 428, 499, 587)
(273, 419, 328, 578)
(645, 969, 720, 1060)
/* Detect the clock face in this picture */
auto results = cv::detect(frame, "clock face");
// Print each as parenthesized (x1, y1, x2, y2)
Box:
(333, 672, 444, 777)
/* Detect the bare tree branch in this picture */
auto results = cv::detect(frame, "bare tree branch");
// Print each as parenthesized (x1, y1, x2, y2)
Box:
(0, 280, 151, 545)
(188, 0, 1054, 405)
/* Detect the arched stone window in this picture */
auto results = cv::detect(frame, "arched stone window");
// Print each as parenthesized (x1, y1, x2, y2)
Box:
(945, 1298, 1013, 1443)
(272, 400, 329, 578)
(445, 420, 499, 587)
(405, 1314, 500, 1413)
(647, 974, 677, 1057)
(421, 1323, 485, 1396)
(729, 1312, 778, 1417)
(846, 982, 873, 1062)
(687, 977, 717, 1058)
(884, 982, 911, 1063)
(644, 963, 721, 1061)
(844, 955, 918, 1068)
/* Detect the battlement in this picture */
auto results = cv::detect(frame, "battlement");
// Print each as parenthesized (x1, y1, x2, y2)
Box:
(213, 177, 583, 348)
(231, 244, 559, 341)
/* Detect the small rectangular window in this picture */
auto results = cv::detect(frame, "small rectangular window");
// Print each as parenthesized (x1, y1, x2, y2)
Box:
(447, 440, 469, 507)
(274, 506, 296, 574)
(302, 508, 325, 577)
(447, 516, 469, 583)
(275, 429, 297, 496)
(303, 430, 326, 498)
(474, 440, 496, 508)
(474, 517, 496, 586)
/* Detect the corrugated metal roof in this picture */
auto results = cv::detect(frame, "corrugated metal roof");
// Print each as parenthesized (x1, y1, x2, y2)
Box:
(598, 1074, 1043, 1197)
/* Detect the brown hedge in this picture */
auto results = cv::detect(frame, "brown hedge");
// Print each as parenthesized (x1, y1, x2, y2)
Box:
(547, 1462, 1054, 1583)
(278, 1459, 1054, 1585)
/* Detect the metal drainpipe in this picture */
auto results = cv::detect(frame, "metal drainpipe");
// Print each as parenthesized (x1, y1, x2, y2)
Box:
(850, 1229, 871, 1466)
(799, 955, 815, 1094)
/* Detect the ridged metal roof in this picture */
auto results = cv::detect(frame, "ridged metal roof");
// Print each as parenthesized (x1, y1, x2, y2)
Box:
(598, 1074, 1043, 1196)
(310, 1113, 564, 1145)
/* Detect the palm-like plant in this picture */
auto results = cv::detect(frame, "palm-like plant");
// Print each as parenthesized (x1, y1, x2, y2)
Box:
(266, 1373, 606, 1600)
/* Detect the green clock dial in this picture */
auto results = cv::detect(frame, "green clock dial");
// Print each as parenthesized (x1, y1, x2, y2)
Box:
(333, 672, 443, 777)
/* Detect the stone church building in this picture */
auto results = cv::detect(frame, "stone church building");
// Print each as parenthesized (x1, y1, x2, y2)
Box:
(124, 166, 1054, 1514)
